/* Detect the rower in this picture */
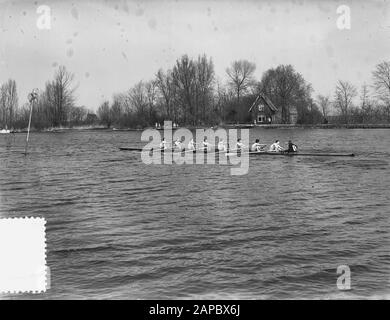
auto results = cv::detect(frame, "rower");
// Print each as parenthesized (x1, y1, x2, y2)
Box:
(174, 138, 183, 150)
(269, 140, 284, 152)
(236, 138, 246, 151)
(202, 138, 212, 152)
(286, 140, 298, 153)
(188, 138, 196, 151)
(160, 138, 168, 150)
(251, 139, 264, 152)
(217, 139, 226, 152)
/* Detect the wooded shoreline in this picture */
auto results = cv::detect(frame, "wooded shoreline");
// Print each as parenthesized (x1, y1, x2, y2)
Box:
(1, 58, 390, 132)
(5, 123, 390, 133)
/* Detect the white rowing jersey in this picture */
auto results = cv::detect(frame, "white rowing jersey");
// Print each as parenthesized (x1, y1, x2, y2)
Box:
(203, 141, 211, 150)
(251, 143, 262, 152)
(269, 142, 283, 152)
(236, 142, 245, 150)
(160, 140, 168, 149)
(188, 140, 195, 150)
(174, 140, 182, 150)
(217, 141, 226, 151)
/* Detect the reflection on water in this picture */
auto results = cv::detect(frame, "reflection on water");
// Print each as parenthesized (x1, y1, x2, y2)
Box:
(0, 128, 389, 299)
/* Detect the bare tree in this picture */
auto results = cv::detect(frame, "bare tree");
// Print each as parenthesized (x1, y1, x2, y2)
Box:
(15, 102, 31, 128)
(110, 95, 123, 127)
(195, 54, 215, 124)
(0, 79, 18, 129)
(372, 61, 390, 120)
(69, 106, 88, 126)
(172, 55, 196, 124)
(260, 65, 312, 123)
(360, 84, 369, 108)
(45, 66, 76, 127)
(155, 69, 175, 119)
(145, 80, 158, 123)
(316, 94, 330, 119)
(334, 80, 357, 123)
(372, 61, 390, 102)
(129, 81, 149, 125)
(361, 84, 369, 119)
(129, 81, 146, 114)
(360, 84, 373, 123)
(214, 78, 234, 123)
(114, 92, 132, 115)
(97, 100, 111, 128)
(226, 60, 256, 107)
(0, 85, 7, 128)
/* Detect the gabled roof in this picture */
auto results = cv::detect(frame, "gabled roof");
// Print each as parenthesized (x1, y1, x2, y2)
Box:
(248, 93, 278, 113)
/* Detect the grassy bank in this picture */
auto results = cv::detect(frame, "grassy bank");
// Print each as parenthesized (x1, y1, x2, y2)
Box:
(252, 123, 390, 129)
(6, 123, 390, 133)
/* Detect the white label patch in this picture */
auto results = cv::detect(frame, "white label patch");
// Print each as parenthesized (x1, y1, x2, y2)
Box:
(0, 218, 47, 293)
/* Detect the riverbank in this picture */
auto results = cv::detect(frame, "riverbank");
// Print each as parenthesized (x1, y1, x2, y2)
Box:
(223, 123, 390, 129)
(108, 123, 390, 130)
(8, 125, 109, 134)
(5, 123, 390, 133)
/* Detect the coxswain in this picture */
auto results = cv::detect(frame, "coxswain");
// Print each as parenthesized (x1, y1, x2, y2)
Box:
(286, 140, 298, 153)
(269, 140, 284, 152)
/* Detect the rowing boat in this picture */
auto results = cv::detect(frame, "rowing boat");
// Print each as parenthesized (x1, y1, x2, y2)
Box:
(119, 147, 143, 151)
(119, 147, 221, 153)
(226, 151, 355, 157)
(119, 147, 355, 157)
(262, 151, 355, 157)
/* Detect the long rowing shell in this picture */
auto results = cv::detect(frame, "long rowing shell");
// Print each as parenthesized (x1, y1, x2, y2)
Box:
(233, 151, 355, 157)
(119, 148, 355, 157)
(119, 147, 221, 153)
(119, 147, 144, 151)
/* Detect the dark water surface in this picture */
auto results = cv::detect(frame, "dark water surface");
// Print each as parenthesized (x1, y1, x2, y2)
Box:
(0, 128, 389, 299)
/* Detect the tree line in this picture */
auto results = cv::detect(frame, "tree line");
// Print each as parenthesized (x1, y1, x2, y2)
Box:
(320, 61, 390, 124)
(1, 57, 390, 130)
(0, 66, 97, 131)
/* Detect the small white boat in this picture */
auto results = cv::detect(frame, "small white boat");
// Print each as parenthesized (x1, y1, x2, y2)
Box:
(0, 129, 10, 134)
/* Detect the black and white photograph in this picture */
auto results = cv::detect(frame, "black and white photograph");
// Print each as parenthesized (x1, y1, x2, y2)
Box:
(0, 0, 389, 304)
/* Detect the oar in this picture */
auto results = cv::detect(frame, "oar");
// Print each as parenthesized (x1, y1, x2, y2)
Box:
(183, 145, 218, 153)
(175, 146, 226, 155)
(157, 147, 203, 154)
(181, 148, 203, 154)
(225, 146, 249, 156)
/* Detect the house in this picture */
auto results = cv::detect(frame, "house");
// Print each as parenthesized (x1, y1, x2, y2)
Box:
(85, 113, 98, 125)
(289, 107, 298, 124)
(248, 93, 298, 124)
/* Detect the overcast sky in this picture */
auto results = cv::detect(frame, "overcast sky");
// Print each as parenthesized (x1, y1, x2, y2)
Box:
(0, 0, 389, 111)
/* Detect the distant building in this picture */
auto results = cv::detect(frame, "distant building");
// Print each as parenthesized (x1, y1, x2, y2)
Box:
(248, 93, 298, 124)
(85, 113, 98, 125)
(289, 107, 298, 124)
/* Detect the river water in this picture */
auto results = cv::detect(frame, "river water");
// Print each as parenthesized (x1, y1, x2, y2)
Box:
(0, 128, 389, 299)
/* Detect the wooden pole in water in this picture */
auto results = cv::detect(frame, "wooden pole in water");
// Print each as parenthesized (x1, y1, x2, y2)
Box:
(24, 89, 38, 156)
(24, 101, 33, 155)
